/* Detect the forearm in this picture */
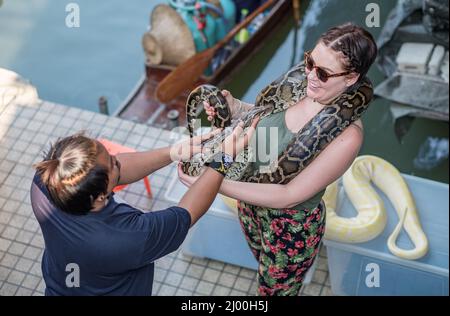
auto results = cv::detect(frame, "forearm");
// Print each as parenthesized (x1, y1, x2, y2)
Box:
(220, 125, 364, 210)
(179, 168, 224, 226)
(241, 100, 254, 111)
(219, 179, 295, 209)
(116, 147, 172, 185)
(232, 98, 254, 119)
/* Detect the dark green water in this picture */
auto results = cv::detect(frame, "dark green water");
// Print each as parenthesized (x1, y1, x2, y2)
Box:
(224, 0, 449, 184)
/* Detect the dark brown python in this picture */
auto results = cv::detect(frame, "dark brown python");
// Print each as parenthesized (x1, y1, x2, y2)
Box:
(182, 63, 373, 185)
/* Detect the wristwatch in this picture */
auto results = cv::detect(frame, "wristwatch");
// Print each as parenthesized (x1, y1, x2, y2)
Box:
(222, 152, 234, 169)
(206, 152, 234, 176)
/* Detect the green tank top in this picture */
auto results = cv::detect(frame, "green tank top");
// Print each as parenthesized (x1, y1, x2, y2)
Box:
(250, 109, 325, 211)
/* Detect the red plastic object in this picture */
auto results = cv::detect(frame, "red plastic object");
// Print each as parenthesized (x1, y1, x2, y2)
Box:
(98, 138, 152, 198)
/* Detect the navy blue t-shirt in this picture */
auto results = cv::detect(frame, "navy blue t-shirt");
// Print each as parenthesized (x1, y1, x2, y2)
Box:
(30, 174, 191, 296)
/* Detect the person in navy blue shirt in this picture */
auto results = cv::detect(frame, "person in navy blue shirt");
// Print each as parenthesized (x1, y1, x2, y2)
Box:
(30, 118, 258, 296)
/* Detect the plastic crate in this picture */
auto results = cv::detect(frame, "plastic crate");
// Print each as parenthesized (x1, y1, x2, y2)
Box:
(323, 174, 449, 296)
(164, 172, 318, 283)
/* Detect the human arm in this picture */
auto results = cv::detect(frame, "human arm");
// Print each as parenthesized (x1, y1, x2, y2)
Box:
(179, 124, 363, 209)
(115, 130, 220, 185)
(179, 118, 259, 226)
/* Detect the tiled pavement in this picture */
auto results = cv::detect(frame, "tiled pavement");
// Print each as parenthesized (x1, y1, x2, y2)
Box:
(0, 99, 334, 296)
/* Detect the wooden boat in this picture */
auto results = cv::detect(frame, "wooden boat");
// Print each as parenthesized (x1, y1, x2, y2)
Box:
(115, 0, 292, 129)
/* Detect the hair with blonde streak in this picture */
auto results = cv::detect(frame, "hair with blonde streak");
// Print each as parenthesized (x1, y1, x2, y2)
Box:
(33, 132, 109, 215)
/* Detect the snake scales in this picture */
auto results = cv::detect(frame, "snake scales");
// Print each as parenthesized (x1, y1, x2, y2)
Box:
(182, 63, 373, 184)
(181, 64, 430, 260)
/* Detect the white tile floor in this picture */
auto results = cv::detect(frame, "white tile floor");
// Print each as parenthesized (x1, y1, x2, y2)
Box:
(0, 99, 334, 296)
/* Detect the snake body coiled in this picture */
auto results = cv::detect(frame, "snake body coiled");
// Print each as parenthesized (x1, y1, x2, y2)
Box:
(323, 155, 429, 260)
(182, 63, 373, 184)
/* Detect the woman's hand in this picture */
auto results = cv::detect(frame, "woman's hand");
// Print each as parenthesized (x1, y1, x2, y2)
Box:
(205, 90, 239, 122)
(221, 117, 260, 158)
(170, 129, 221, 162)
(177, 163, 201, 188)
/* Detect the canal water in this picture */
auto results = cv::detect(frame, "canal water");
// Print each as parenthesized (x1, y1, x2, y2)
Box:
(0, 0, 154, 112)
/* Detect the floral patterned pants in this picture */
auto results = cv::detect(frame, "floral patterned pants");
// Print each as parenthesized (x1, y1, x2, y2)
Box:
(237, 200, 326, 296)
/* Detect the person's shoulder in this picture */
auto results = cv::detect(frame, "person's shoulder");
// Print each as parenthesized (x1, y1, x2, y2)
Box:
(333, 121, 364, 152)
(32, 172, 42, 186)
(112, 200, 190, 227)
(30, 172, 49, 202)
(149, 206, 191, 227)
(109, 196, 144, 217)
(152, 205, 190, 218)
(125, 205, 191, 236)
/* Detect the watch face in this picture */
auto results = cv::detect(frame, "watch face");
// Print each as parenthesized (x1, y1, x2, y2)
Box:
(223, 154, 233, 164)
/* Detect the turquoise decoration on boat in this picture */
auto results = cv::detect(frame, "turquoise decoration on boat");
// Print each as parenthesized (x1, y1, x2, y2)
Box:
(168, 0, 236, 53)
(215, 0, 237, 40)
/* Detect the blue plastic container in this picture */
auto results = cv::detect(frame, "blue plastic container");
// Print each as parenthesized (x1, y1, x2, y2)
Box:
(165, 174, 259, 269)
(184, 202, 258, 269)
(323, 174, 449, 296)
(164, 170, 318, 283)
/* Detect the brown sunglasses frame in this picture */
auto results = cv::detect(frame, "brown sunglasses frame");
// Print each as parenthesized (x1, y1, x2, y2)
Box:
(304, 50, 352, 82)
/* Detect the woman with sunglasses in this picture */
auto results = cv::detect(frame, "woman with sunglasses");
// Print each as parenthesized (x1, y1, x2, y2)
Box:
(179, 23, 378, 296)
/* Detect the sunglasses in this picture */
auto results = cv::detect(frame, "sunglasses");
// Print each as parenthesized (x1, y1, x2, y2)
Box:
(304, 50, 351, 83)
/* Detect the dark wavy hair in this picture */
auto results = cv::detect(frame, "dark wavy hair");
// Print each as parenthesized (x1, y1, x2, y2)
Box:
(319, 22, 378, 87)
(33, 133, 109, 215)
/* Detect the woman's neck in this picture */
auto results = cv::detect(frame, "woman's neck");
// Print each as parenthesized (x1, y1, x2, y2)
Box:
(313, 95, 338, 106)
(305, 97, 328, 110)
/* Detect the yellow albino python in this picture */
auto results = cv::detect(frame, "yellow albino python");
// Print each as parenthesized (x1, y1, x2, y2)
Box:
(323, 155, 429, 260)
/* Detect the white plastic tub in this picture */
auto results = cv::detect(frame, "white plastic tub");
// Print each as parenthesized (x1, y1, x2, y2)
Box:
(323, 174, 449, 296)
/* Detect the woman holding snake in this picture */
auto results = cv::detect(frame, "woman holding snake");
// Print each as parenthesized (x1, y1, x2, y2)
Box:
(179, 23, 378, 296)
